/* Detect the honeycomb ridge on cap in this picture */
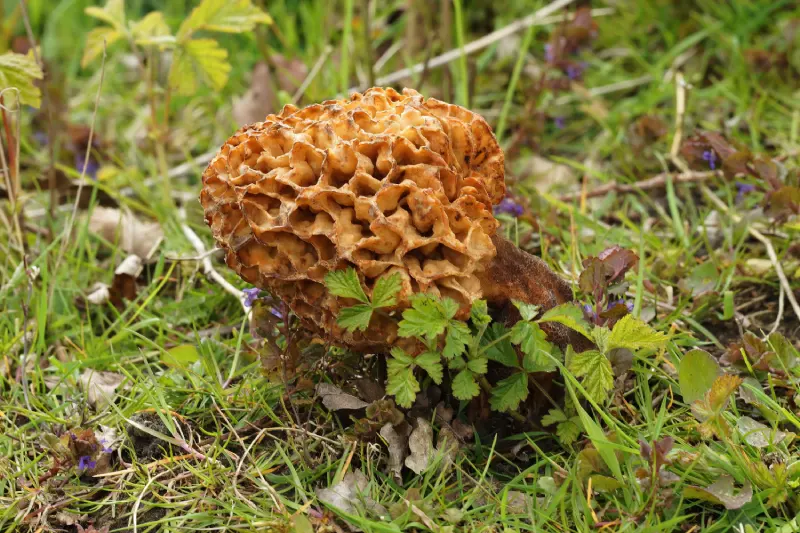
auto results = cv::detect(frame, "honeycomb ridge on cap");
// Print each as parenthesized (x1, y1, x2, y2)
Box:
(200, 87, 505, 349)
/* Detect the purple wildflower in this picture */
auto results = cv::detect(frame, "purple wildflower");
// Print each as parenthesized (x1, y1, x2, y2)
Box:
(565, 62, 586, 80)
(33, 131, 48, 146)
(74, 153, 99, 180)
(702, 150, 717, 170)
(242, 287, 261, 307)
(607, 299, 634, 312)
(582, 303, 596, 319)
(554, 116, 566, 129)
(99, 438, 113, 454)
(735, 182, 756, 202)
(77, 455, 96, 470)
(544, 44, 554, 62)
(494, 197, 524, 217)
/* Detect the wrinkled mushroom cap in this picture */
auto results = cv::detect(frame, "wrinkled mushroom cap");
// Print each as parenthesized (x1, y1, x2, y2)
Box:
(201, 87, 505, 349)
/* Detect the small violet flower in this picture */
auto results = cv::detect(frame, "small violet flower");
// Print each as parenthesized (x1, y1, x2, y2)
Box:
(494, 197, 524, 217)
(553, 116, 566, 129)
(77, 455, 96, 471)
(99, 438, 113, 454)
(735, 182, 756, 202)
(565, 62, 586, 80)
(544, 44, 554, 63)
(74, 153, 99, 180)
(242, 287, 261, 308)
(701, 150, 717, 170)
(607, 299, 634, 312)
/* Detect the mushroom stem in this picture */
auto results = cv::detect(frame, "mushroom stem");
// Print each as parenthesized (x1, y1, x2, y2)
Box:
(479, 235, 593, 351)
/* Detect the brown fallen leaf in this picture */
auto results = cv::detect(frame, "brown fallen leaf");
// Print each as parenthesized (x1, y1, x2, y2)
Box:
(405, 418, 434, 474)
(79, 369, 125, 408)
(379, 423, 407, 479)
(316, 383, 369, 411)
(88, 207, 163, 260)
(315, 469, 388, 518)
(232, 56, 308, 125)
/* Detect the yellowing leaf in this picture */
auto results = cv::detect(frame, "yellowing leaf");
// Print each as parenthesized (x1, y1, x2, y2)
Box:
(0, 51, 44, 107)
(168, 38, 230, 95)
(538, 303, 593, 340)
(85, 0, 127, 32)
(131, 11, 173, 46)
(177, 0, 272, 40)
(606, 314, 668, 352)
(678, 349, 720, 404)
(568, 349, 613, 403)
(82, 27, 122, 68)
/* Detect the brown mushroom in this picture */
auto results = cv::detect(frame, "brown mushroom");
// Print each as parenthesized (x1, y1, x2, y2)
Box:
(201, 87, 587, 351)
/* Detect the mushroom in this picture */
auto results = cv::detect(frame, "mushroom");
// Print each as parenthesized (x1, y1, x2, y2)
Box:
(201, 87, 587, 351)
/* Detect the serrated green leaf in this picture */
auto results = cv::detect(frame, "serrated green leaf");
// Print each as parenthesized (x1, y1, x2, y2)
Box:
(82, 27, 122, 68)
(0, 51, 44, 107)
(556, 418, 582, 445)
(448, 356, 466, 370)
(177, 0, 272, 40)
(541, 408, 567, 427)
(389, 346, 414, 366)
(489, 372, 528, 412)
(439, 297, 460, 320)
(398, 294, 448, 340)
(168, 38, 230, 95)
(466, 357, 488, 375)
(414, 352, 443, 384)
(324, 268, 369, 303)
(513, 300, 541, 321)
(470, 299, 491, 326)
(568, 349, 613, 403)
(592, 326, 611, 353)
(336, 304, 373, 332)
(443, 320, 470, 359)
(538, 303, 593, 340)
(452, 370, 480, 400)
(131, 11, 172, 46)
(511, 321, 554, 372)
(482, 323, 518, 368)
(371, 272, 401, 308)
(606, 314, 667, 352)
(85, 0, 126, 31)
(386, 365, 419, 408)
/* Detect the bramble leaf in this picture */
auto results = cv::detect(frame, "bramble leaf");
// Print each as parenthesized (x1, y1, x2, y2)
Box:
(538, 303, 593, 340)
(168, 38, 231, 95)
(470, 299, 491, 326)
(452, 370, 480, 400)
(556, 417, 583, 445)
(0, 51, 44, 107)
(336, 305, 373, 332)
(414, 352, 443, 384)
(439, 297, 460, 320)
(85, 0, 126, 32)
(443, 320, 470, 359)
(398, 294, 448, 340)
(466, 357, 488, 375)
(386, 365, 419, 408)
(371, 273, 402, 308)
(177, 0, 272, 40)
(606, 314, 667, 352)
(82, 27, 123, 67)
(324, 268, 369, 303)
(511, 321, 554, 371)
(482, 323, 518, 368)
(490, 372, 528, 412)
(131, 12, 172, 46)
(513, 300, 540, 321)
(568, 349, 613, 403)
(541, 409, 567, 427)
(389, 347, 414, 366)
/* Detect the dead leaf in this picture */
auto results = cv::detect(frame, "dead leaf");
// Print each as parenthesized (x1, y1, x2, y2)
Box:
(504, 490, 533, 514)
(354, 378, 385, 403)
(79, 369, 125, 408)
(405, 418, 434, 474)
(316, 469, 388, 518)
(232, 57, 308, 125)
(86, 283, 111, 305)
(736, 416, 787, 448)
(54, 511, 85, 526)
(88, 207, 163, 260)
(684, 476, 752, 510)
(316, 383, 369, 411)
(518, 155, 576, 192)
(379, 423, 407, 479)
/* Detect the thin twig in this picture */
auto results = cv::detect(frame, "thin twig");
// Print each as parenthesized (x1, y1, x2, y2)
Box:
(700, 184, 800, 324)
(768, 284, 785, 336)
(178, 208, 247, 313)
(347, 1, 617, 93)
(559, 170, 720, 202)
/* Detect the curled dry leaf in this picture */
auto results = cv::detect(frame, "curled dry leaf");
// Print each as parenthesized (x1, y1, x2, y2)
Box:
(79, 369, 125, 408)
(683, 475, 752, 510)
(405, 418, 434, 474)
(315, 469, 388, 518)
(380, 423, 407, 479)
(88, 207, 163, 260)
(316, 383, 369, 411)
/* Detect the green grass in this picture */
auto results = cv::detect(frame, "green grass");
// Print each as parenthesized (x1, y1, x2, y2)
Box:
(2, 0, 800, 531)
